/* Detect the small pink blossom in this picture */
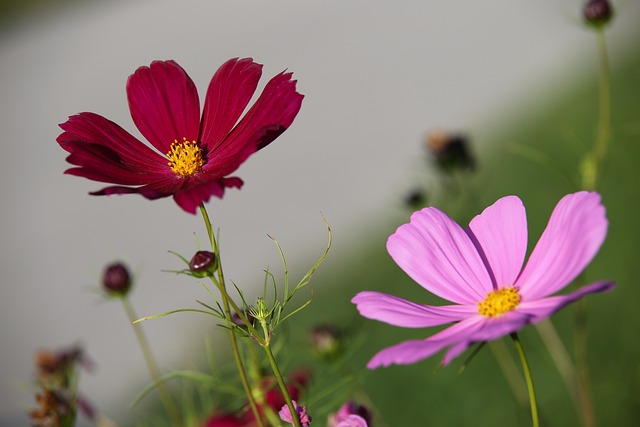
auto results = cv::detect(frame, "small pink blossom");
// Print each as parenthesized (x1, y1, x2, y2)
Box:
(279, 401, 312, 426)
(353, 191, 614, 368)
(328, 401, 371, 427)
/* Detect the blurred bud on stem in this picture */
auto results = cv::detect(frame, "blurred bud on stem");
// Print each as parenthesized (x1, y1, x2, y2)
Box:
(188, 251, 217, 277)
(310, 324, 343, 360)
(583, 0, 613, 27)
(425, 131, 475, 173)
(102, 262, 132, 297)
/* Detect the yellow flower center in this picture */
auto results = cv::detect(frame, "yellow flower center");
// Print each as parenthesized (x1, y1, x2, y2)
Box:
(166, 138, 204, 177)
(478, 286, 521, 317)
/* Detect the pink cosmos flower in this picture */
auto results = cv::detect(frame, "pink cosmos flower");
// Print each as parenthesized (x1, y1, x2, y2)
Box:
(352, 191, 614, 368)
(58, 58, 303, 214)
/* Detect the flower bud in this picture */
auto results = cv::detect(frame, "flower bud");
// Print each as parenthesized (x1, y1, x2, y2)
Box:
(102, 262, 131, 296)
(231, 310, 255, 329)
(310, 324, 343, 359)
(404, 188, 428, 210)
(583, 0, 613, 27)
(425, 131, 475, 173)
(188, 251, 217, 276)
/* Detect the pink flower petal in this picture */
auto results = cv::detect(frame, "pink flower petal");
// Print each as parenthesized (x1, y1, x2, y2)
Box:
(441, 311, 531, 365)
(517, 281, 614, 322)
(200, 58, 262, 151)
(173, 177, 243, 214)
(516, 191, 608, 299)
(352, 291, 475, 327)
(203, 71, 303, 178)
(367, 316, 487, 368)
(467, 195, 527, 288)
(335, 415, 368, 427)
(127, 60, 201, 153)
(387, 207, 493, 305)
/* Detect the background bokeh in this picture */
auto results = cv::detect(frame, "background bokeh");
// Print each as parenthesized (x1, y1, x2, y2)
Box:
(1, 0, 638, 426)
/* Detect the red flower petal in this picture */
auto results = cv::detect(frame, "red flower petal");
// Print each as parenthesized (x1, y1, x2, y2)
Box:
(202, 70, 304, 178)
(173, 177, 243, 214)
(200, 58, 262, 151)
(127, 60, 201, 153)
(58, 112, 170, 184)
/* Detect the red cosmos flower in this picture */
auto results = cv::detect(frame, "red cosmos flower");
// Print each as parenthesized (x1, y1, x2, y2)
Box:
(57, 58, 304, 214)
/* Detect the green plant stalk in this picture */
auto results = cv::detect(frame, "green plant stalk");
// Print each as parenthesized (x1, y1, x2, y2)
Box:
(591, 29, 612, 190)
(573, 27, 612, 427)
(511, 333, 539, 427)
(199, 204, 265, 427)
(262, 336, 302, 427)
(121, 298, 182, 427)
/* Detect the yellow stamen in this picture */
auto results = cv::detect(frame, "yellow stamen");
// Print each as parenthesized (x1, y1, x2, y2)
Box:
(478, 286, 521, 317)
(166, 138, 204, 177)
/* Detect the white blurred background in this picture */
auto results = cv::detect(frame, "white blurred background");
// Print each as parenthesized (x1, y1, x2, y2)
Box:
(1, 0, 638, 425)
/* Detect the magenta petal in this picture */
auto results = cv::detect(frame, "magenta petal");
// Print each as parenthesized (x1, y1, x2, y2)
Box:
(127, 60, 201, 153)
(367, 316, 486, 368)
(517, 281, 614, 322)
(173, 177, 243, 214)
(352, 291, 475, 328)
(387, 207, 493, 305)
(467, 196, 527, 288)
(441, 311, 531, 365)
(203, 71, 304, 178)
(200, 58, 262, 151)
(516, 191, 608, 299)
(58, 113, 171, 184)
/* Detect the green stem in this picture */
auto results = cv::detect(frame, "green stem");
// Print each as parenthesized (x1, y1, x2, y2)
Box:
(198, 204, 265, 427)
(535, 320, 579, 409)
(122, 298, 182, 427)
(584, 28, 612, 191)
(511, 333, 539, 427)
(262, 342, 302, 427)
(575, 299, 596, 427)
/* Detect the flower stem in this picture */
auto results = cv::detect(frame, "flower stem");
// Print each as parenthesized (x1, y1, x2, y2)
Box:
(262, 342, 302, 427)
(198, 204, 265, 427)
(583, 28, 611, 190)
(511, 333, 539, 427)
(121, 298, 182, 427)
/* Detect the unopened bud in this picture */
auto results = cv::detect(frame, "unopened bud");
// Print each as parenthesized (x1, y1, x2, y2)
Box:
(188, 251, 217, 276)
(404, 188, 428, 210)
(102, 262, 131, 296)
(231, 310, 255, 329)
(310, 324, 342, 359)
(583, 0, 613, 27)
(425, 131, 475, 173)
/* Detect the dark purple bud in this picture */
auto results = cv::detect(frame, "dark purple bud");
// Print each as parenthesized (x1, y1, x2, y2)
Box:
(310, 324, 343, 359)
(404, 188, 428, 210)
(189, 251, 217, 275)
(583, 0, 613, 26)
(231, 310, 255, 329)
(425, 131, 475, 173)
(102, 262, 131, 296)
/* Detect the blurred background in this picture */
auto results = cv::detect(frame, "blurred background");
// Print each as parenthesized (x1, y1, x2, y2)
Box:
(1, 0, 639, 426)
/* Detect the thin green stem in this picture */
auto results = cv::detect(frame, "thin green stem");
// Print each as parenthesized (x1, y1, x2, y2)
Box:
(511, 333, 539, 427)
(198, 204, 265, 427)
(121, 298, 182, 427)
(263, 342, 302, 427)
(583, 28, 612, 191)
(575, 299, 596, 427)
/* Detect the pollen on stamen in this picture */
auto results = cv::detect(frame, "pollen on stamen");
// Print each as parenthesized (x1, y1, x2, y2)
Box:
(166, 138, 204, 177)
(478, 286, 521, 317)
